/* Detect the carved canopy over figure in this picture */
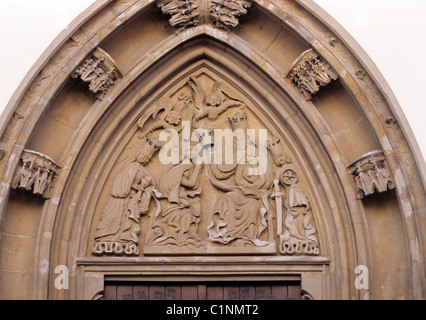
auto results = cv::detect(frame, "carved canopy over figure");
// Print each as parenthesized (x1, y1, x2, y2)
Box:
(92, 136, 162, 256)
(11, 149, 59, 199)
(71, 48, 121, 99)
(349, 151, 395, 200)
(287, 49, 338, 100)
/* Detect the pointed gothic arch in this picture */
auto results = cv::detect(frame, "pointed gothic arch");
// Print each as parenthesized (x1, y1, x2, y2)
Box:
(0, 0, 424, 300)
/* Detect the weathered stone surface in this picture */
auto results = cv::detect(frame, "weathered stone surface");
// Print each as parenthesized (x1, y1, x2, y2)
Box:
(0, 0, 424, 301)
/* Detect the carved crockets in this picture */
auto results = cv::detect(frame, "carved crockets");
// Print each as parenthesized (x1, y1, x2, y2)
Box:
(287, 49, 339, 100)
(157, 0, 251, 30)
(72, 48, 122, 100)
(11, 149, 60, 199)
(348, 151, 395, 200)
(92, 73, 321, 257)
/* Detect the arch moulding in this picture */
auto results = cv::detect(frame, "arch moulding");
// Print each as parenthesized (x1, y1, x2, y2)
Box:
(0, 0, 424, 300)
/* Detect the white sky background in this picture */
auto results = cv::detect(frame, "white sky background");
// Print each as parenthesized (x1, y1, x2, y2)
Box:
(0, 0, 425, 164)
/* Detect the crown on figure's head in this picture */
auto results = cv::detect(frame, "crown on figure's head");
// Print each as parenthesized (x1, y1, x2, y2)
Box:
(228, 111, 248, 130)
(267, 137, 282, 155)
(267, 137, 290, 166)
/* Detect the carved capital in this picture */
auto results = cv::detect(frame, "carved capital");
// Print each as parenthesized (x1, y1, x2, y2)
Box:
(72, 47, 122, 100)
(287, 49, 338, 100)
(11, 149, 60, 199)
(348, 150, 396, 200)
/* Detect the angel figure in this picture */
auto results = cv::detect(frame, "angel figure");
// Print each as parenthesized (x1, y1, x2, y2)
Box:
(188, 76, 246, 122)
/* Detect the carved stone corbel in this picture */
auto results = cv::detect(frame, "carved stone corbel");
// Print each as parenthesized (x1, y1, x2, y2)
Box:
(209, 0, 251, 30)
(11, 149, 60, 199)
(72, 47, 122, 100)
(287, 49, 338, 100)
(156, 0, 200, 29)
(348, 150, 396, 200)
(156, 0, 251, 31)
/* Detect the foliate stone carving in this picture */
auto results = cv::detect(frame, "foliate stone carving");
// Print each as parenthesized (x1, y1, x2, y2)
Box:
(287, 49, 338, 100)
(72, 47, 122, 100)
(92, 71, 322, 257)
(92, 135, 162, 256)
(157, 0, 251, 30)
(11, 150, 60, 199)
(209, 0, 252, 30)
(348, 151, 395, 200)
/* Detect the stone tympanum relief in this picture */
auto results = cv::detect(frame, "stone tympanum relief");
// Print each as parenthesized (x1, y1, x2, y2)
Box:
(11, 149, 60, 199)
(93, 136, 162, 256)
(348, 150, 395, 200)
(157, 0, 251, 31)
(273, 164, 319, 255)
(92, 71, 320, 257)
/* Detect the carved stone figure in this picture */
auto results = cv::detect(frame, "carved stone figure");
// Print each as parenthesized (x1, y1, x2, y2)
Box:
(209, 0, 252, 30)
(146, 162, 204, 247)
(92, 72, 322, 257)
(274, 165, 319, 255)
(207, 111, 276, 247)
(188, 76, 246, 123)
(287, 49, 338, 100)
(92, 136, 161, 256)
(11, 150, 60, 199)
(72, 47, 121, 99)
(348, 151, 395, 200)
(157, 0, 251, 30)
(267, 137, 292, 167)
(157, 0, 200, 29)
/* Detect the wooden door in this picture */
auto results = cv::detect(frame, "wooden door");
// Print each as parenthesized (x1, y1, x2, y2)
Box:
(103, 281, 302, 300)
